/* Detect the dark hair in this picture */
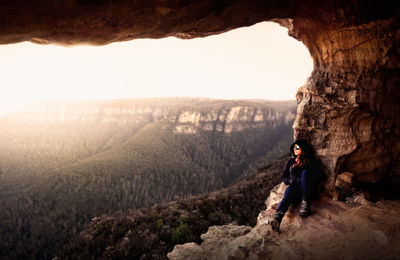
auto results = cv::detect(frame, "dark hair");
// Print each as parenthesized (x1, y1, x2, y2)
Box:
(290, 139, 314, 167)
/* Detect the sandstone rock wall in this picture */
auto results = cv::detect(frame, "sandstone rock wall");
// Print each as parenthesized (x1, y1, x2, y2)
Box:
(288, 12, 400, 196)
(174, 106, 294, 134)
(0, 0, 399, 196)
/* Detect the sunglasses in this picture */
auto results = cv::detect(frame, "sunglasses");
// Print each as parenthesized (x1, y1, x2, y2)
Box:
(294, 145, 301, 150)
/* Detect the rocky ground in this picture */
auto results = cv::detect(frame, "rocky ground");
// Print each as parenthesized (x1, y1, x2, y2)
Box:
(168, 183, 400, 260)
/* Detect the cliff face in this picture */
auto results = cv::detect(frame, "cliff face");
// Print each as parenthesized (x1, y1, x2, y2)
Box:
(7, 99, 295, 135)
(175, 106, 294, 134)
(0, 0, 398, 197)
(288, 9, 400, 196)
(0, 2, 399, 258)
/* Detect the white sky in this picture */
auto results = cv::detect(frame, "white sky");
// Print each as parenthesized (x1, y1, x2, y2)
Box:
(0, 21, 313, 117)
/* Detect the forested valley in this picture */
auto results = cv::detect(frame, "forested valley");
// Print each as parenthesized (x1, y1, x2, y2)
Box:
(0, 98, 296, 259)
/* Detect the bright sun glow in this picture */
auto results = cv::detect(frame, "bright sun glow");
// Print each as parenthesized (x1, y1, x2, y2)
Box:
(0, 22, 312, 117)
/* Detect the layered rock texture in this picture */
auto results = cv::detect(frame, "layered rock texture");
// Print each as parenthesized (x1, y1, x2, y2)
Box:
(174, 105, 295, 134)
(168, 185, 400, 260)
(290, 4, 400, 198)
(1, 1, 399, 259)
(1, 0, 399, 198)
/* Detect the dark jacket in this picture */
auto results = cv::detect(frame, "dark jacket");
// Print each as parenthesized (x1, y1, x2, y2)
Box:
(282, 139, 322, 186)
(282, 157, 305, 185)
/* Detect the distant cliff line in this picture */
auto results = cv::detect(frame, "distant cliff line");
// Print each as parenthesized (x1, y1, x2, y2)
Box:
(5, 98, 296, 134)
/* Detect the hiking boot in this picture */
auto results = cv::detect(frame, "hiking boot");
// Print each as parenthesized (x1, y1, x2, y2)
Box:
(299, 199, 311, 217)
(270, 211, 284, 232)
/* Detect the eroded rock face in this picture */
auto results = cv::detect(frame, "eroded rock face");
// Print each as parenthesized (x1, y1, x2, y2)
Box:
(168, 188, 400, 260)
(0, 0, 292, 45)
(0, 1, 399, 196)
(291, 14, 400, 197)
(174, 106, 294, 134)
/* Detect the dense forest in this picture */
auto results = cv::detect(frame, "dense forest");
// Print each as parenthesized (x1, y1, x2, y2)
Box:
(0, 98, 296, 259)
(67, 156, 289, 259)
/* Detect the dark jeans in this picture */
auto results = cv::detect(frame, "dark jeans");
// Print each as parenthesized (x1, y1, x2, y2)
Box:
(276, 169, 315, 214)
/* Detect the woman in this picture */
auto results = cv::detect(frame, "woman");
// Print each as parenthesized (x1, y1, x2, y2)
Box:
(270, 139, 321, 232)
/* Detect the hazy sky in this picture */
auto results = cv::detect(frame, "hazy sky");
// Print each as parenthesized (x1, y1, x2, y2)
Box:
(0, 22, 313, 116)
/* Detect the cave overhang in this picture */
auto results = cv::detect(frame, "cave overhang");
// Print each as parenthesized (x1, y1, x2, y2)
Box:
(1, 0, 399, 198)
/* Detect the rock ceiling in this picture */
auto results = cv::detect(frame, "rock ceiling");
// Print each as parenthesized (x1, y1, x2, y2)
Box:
(1, 0, 399, 198)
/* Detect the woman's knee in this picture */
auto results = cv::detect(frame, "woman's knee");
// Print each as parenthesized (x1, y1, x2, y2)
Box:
(284, 185, 301, 200)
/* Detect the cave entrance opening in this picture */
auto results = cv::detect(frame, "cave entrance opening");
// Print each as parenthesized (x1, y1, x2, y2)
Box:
(0, 21, 312, 117)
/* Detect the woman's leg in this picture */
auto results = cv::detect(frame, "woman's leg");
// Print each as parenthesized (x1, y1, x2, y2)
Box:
(301, 169, 311, 201)
(300, 169, 313, 216)
(277, 185, 299, 214)
(271, 185, 301, 231)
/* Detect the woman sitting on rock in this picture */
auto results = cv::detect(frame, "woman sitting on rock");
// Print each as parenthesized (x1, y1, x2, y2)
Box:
(270, 139, 322, 232)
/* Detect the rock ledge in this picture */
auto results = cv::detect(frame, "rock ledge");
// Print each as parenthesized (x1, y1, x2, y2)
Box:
(168, 184, 400, 259)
